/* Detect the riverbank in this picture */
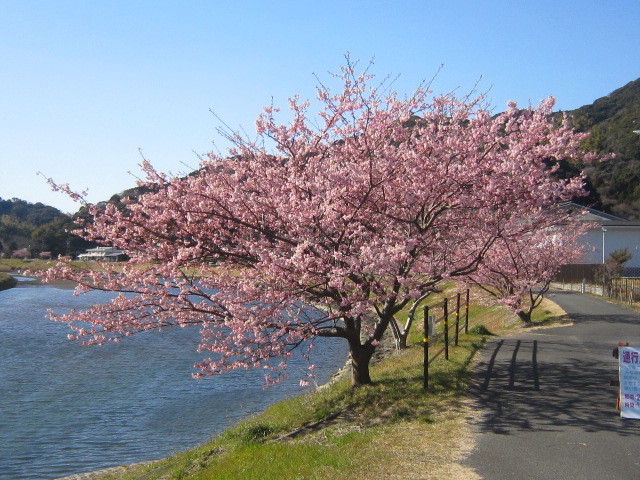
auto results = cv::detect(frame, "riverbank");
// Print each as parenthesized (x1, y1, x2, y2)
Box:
(51, 296, 566, 480)
(0, 258, 57, 273)
(0, 258, 103, 291)
(0, 272, 17, 291)
(55, 461, 160, 480)
(0, 258, 56, 290)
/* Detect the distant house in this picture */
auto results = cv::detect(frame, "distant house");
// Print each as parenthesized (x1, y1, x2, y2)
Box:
(567, 204, 640, 269)
(556, 203, 640, 282)
(77, 246, 128, 262)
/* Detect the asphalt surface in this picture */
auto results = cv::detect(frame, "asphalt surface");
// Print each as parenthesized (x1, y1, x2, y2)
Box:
(464, 290, 640, 480)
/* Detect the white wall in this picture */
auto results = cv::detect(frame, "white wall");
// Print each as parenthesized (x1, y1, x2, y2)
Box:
(578, 225, 640, 268)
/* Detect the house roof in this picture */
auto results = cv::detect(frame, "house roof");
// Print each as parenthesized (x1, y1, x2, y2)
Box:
(559, 202, 628, 222)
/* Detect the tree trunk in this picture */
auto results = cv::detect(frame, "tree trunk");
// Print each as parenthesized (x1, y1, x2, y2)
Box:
(349, 342, 375, 386)
(389, 316, 407, 350)
(517, 310, 532, 325)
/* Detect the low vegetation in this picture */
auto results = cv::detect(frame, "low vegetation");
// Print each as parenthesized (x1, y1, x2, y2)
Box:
(86, 294, 565, 480)
(0, 258, 57, 273)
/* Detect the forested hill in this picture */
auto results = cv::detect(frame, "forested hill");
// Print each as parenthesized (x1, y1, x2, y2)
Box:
(0, 198, 94, 258)
(561, 78, 640, 219)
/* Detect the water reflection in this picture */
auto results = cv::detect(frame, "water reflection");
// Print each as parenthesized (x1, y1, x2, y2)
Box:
(8, 274, 36, 282)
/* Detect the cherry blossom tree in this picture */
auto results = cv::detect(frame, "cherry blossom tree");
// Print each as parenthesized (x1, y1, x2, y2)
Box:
(463, 212, 589, 324)
(42, 60, 597, 386)
(12, 248, 29, 259)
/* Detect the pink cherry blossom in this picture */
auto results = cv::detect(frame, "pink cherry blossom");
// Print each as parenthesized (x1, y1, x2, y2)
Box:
(40, 58, 601, 386)
(463, 208, 591, 323)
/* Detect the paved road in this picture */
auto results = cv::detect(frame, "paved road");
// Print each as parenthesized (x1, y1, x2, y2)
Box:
(465, 290, 640, 480)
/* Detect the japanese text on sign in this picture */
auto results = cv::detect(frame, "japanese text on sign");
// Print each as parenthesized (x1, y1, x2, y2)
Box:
(619, 346, 640, 419)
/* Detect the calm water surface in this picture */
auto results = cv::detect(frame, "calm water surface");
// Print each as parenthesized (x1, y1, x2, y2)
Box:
(0, 280, 348, 479)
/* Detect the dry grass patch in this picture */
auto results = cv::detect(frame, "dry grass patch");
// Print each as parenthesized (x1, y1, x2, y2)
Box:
(354, 407, 481, 480)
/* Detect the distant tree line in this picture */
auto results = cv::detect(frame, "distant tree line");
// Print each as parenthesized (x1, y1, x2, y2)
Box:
(0, 198, 95, 259)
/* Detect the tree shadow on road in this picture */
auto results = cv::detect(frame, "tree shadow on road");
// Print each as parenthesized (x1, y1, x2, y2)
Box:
(469, 337, 640, 437)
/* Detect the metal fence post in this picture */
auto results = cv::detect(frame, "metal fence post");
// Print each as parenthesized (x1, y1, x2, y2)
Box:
(455, 292, 461, 346)
(465, 289, 470, 334)
(423, 305, 430, 390)
(443, 297, 449, 360)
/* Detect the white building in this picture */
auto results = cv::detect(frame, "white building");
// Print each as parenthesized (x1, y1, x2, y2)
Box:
(566, 203, 640, 268)
(77, 246, 128, 262)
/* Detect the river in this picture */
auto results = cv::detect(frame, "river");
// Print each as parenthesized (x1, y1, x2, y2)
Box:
(0, 279, 348, 479)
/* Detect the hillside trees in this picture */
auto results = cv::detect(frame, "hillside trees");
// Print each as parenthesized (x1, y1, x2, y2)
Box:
(0, 198, 62, 226)
(31, 216, 90, 257)
(0, 198, 96, 258)
(564, 78, 640, 218)
(0, 198, 66, 256)
(42, 61, 597, 386)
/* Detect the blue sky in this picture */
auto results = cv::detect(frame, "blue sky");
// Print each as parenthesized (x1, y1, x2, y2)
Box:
(1, 1, 639, 213)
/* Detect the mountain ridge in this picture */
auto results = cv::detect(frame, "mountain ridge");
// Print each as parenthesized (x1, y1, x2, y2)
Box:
(561, 78, 640, 218)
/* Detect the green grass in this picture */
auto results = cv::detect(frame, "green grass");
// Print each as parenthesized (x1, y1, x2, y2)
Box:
(0, 258, 57, 272)
(53, 286, 567, 480)
(158, 433, 369, 480)
(98, 325, 494, 479)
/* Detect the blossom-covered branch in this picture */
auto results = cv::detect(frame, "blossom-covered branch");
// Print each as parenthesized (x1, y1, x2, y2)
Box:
(41, 58, 599, 386)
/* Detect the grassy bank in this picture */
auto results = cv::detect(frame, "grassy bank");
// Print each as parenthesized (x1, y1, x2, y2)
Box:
(74, 295, 565, 480)
(0, 258, 57, 273)
(0, 272, 17, 291)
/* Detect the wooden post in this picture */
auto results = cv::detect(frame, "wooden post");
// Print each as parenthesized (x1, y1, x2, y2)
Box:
(455, 292, 461, 346)
(423, 305, 429, 390)
(443, 297, 449, 360)
(465, 289, 470, 334)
